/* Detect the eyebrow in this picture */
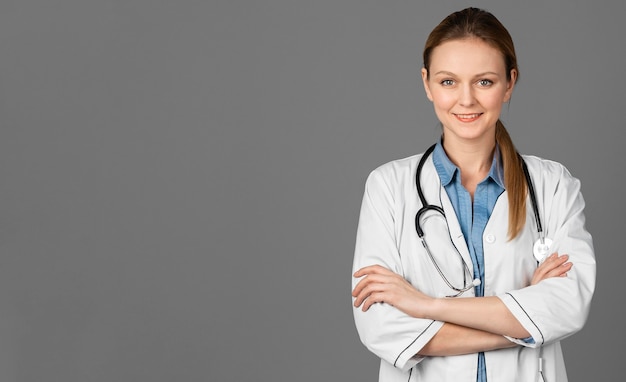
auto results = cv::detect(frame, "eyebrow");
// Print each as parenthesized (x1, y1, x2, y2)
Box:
(433, 71, 500, 77)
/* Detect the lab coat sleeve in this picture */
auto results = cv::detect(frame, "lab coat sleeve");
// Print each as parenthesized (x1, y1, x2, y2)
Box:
(499, 162, 596, 347)
(352, 167, 443, 371)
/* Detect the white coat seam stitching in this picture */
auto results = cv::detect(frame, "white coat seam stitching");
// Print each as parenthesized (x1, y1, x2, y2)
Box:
(505, 292, 545, 344)
(394, 320, 437, 368)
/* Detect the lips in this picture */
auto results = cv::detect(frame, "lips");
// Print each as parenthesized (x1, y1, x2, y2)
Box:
(453, 113, 482, 122)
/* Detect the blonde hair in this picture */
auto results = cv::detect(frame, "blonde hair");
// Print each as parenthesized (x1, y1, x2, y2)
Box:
(496, 120, 527, 239)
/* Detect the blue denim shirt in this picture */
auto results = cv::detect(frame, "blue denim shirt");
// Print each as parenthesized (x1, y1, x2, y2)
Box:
(432, 140, 504, 382)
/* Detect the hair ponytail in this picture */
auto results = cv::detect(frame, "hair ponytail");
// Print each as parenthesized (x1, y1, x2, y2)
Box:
(496, 120, 526, 240)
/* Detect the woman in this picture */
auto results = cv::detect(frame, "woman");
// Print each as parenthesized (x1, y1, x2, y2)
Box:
(351, 7, 595, 382)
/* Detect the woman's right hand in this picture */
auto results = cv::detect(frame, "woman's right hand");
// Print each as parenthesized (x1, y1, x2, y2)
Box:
(531, 253, 572, 285)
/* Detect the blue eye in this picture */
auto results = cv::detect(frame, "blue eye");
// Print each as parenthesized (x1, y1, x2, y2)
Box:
(441, 79, 455, 86)
(477, 79, 493, 87)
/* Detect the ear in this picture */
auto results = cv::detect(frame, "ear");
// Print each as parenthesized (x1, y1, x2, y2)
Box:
(503, 68, 517, 103)
(421, 68, 433, 102)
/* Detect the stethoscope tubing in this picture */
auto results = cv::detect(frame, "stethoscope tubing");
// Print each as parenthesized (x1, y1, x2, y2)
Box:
(521, 156, 545, 242)
(415, 143, 545, 296)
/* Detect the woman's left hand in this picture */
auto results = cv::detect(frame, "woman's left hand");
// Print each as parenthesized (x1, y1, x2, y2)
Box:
(352, 265, 432, 318)
(531, 253, 572, 285)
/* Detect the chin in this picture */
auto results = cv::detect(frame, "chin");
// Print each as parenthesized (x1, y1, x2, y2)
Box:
(443, 123, 496, 141)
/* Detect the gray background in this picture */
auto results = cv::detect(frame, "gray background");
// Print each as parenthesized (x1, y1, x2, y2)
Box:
(0, 1, 621, 381)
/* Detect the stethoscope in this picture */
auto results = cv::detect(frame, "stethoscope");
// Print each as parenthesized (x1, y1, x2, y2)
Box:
(415, 143, 552, 297)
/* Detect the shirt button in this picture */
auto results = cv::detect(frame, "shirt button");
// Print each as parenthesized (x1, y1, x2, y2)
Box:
(485, 234, 496, 244)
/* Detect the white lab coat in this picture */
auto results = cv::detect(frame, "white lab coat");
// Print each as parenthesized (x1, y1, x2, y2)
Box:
(352, 152, 596, 382)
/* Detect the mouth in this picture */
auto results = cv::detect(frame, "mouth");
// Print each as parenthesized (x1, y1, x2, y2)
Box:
(453, 113, 483, 122)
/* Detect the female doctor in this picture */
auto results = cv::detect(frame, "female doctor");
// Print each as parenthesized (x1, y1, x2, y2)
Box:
(351, 7, 595, 382)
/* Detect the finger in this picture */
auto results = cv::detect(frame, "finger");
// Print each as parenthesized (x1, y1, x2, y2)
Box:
(352, 273, 391, 297)
(547, 252, 558, 260)
(544, 262, 573, 278)
(361, 292, 387, 312)
(352, 277, 392, 306)
(547, 256, 570, 271)
(353, 264, 394, 278)
(353, 283, 375, 307)
(355, 283, 388, 309)
(555, 262, 573, 275)
(532, 254, 572, 285)
(554, 254, 569, 263)
(352, 270, 406, 297)
(546, 255, 569, 269)
(536, 254, 555, 271)
(543, 253, 566, 265)
(539, 254, 569, 272)
(353, 274, 409, 307)
(539, 252, 558, 264)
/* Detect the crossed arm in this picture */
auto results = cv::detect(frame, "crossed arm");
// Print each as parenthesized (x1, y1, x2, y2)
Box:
(352, 253, 572, 356)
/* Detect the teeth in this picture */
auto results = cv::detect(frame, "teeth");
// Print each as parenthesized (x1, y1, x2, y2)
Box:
(456, 113, 480, 119)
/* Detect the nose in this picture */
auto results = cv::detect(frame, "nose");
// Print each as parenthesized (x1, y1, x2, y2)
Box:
(458, 84, 476, 107)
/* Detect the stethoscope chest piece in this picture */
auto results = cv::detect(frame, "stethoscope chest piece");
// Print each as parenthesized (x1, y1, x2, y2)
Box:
(533, 238, 553, 262)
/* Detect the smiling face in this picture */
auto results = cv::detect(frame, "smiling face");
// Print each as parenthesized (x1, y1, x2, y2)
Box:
(421, 38, 516, 146)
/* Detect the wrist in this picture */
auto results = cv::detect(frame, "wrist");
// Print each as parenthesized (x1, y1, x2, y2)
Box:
(423, 296, 442, 320)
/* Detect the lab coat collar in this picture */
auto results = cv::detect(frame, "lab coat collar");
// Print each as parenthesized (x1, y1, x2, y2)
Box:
(432, 139, 505, 189)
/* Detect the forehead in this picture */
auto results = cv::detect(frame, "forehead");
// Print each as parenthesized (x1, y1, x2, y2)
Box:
(429, 38, 506, 75)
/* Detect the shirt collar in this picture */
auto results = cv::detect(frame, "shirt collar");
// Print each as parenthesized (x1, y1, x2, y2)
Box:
(432, 138, 505, 189)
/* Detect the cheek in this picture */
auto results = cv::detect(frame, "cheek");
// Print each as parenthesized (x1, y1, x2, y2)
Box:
(481, 88, 510, 109)
(481, 93, 507, 111)
(430, 90, 456, 111)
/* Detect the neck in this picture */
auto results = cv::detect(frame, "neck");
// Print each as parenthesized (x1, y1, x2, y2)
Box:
(441, 135, 496, 177)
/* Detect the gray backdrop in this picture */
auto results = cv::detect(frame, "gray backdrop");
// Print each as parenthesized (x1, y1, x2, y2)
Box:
(0, 1, 622, 381)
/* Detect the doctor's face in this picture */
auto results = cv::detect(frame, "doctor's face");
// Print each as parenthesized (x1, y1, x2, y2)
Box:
(421, 38, 516, 145)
